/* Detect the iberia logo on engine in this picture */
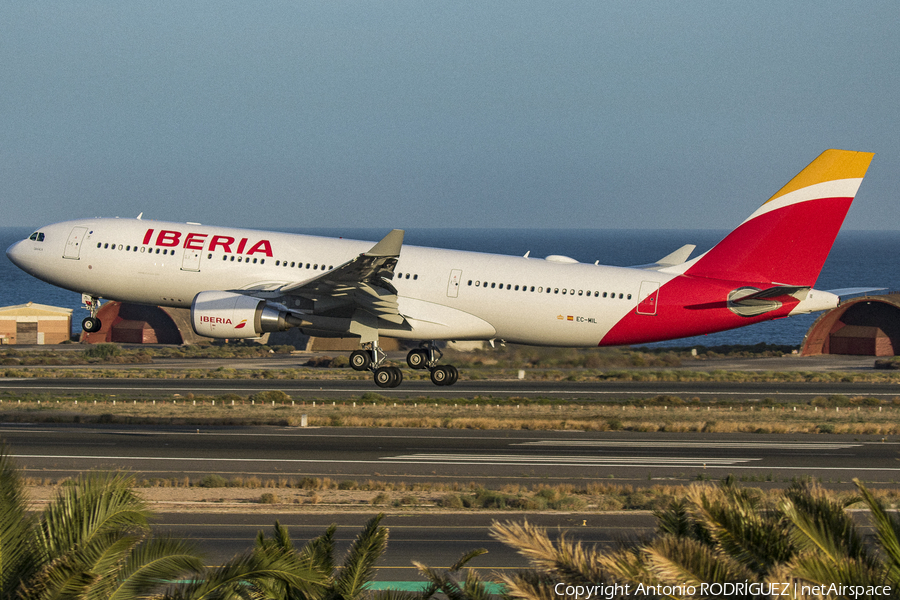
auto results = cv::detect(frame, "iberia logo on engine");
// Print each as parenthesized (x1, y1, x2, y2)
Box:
(200, 316, 233, 325)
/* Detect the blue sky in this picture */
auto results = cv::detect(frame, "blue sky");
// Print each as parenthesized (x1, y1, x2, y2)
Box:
(2, 2, 897, 231)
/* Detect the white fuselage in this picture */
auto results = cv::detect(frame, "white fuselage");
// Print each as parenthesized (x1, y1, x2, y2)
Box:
(7, 218, 676, 346)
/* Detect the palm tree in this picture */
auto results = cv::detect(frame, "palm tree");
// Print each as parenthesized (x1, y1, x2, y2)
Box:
(492, 478, 900, 599)
(0, 444, 205, 600)
(178, 514, 389, 600)
(0, 444, 36, 600)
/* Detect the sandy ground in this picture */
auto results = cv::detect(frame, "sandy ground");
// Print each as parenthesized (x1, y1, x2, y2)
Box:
(24, 484, 443, 513)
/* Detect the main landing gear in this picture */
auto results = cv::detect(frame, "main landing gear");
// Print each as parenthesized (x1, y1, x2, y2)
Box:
(81, 294, 102, 333)
(349, 342, 459, 388)
(406, 343, 459, 387)
(350, 344, 404, 389)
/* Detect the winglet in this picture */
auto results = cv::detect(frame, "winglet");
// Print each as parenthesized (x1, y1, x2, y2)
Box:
(366, 229, 404, 257)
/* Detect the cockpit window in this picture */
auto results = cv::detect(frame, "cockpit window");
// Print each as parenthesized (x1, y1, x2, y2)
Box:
(28, 232, 45, 242)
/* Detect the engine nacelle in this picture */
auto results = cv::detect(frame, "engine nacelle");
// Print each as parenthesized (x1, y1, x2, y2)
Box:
(191, 291, 294, 339)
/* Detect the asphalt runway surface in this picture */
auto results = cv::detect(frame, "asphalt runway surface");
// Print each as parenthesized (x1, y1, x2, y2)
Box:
(5, 376, 900, 401)
(4, 423, 898, 486)
(4, 423, 893, 575)
(152, 512, 656, 577)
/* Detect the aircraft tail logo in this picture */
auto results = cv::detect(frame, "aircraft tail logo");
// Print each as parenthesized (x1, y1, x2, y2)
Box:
(681, 149, 874, 287)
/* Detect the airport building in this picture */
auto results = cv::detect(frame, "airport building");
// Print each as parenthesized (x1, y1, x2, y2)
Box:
(801, 294, 900, 356)
(0, 302, 73, 345)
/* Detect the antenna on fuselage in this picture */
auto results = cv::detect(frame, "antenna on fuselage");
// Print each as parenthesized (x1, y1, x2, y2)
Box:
(137, 212, 143, 220)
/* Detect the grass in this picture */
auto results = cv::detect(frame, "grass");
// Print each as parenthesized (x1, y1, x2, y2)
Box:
(2, 392, 900, 434)
(22, 472, 900, 511)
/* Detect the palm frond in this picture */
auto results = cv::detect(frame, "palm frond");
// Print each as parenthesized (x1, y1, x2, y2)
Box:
(302, 524, 337, 577)
(490, 520, 612, 584)
(641, 535, 753, 588)
(0, 444, 37, 600)
(495, 570, 558, 600)
(332, 514, 388, 600)
(109, 536, 206, 600)
(686, 483, 794, 575)
(854, 479, 900, 584)
(782, 479, 871, 566)
(166, 546, 328, 600)
(35, 471, 152, 562)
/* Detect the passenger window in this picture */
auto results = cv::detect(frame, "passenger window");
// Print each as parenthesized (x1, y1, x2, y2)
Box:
(578, 290, 583, 296)
(627, 294, 632, 300)
(413, 274, 418, 280)
(554, 288, 559, 294)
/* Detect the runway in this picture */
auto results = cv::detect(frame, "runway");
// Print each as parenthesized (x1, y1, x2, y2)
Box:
(4, 376, 900, 401)
(3, 420, 894, 575)
(3, 423, 898, 485)
(152, 511, 656, 576)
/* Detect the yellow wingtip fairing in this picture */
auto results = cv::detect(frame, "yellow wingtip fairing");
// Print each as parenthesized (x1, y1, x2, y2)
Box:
(765, 149, 874, 204)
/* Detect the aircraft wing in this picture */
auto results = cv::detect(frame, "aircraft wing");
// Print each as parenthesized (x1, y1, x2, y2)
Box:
(277, 229, 408, 326)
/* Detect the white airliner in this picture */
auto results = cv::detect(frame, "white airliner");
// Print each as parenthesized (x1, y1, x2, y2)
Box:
(6, 149, 874, 388)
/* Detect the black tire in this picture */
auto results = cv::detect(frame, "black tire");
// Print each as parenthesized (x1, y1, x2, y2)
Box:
(388, 366, 403, 387)
(430, 365, 449, 386)
(350, 350, 372, 371)
(406, 349, 428, 369)
(82, 317, 101, 333)
(374, 366, 395, 388)
(445, 365, 459, 386)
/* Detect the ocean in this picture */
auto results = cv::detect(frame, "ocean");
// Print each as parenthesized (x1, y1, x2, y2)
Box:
(2, 227, 898, 348)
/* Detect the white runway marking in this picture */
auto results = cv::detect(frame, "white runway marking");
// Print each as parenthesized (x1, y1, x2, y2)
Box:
(518, 440, 862, 450)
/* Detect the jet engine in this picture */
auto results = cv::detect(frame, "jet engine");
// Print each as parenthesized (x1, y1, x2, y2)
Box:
(191, 291, 302, 339)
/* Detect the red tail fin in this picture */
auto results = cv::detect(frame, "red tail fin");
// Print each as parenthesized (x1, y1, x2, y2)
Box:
(682, 149, 874, 286)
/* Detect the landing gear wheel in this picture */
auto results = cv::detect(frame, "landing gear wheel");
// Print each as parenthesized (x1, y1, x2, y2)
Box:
(82, 317, 102, 333)
(374, 366, 402, 388)
(406, 349, 428, 369)
(445, 365, 459, 386)
(350, 350, 372, 371)
(430, 365, 459, 386)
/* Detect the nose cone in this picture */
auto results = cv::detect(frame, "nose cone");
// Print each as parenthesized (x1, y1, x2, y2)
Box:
(6, 238, 40, 277)
(6, 239, 27, 270)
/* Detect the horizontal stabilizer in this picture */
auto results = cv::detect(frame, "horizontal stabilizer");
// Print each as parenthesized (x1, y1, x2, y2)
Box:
(827, 287, 886, 298)
(735, 285, 809, 302)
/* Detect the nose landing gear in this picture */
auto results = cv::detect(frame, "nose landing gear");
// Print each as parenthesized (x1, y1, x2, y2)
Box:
(81, 294, 102, 333)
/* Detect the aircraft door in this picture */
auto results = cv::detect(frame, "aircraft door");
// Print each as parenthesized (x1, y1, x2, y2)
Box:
(637, 281, 660, 315)
(181, 247, 202, 272)
(447, 269, 462, 298)
(63, 227, 88, 259)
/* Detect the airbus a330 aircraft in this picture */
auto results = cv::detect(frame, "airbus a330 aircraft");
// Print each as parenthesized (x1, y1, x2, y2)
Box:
(7, 149, 874, 388)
